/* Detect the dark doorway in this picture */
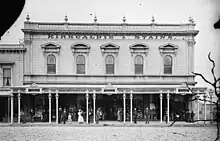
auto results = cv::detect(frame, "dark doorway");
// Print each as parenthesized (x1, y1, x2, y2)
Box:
(96, 94, 122, 121)
(0, 97, 9, 122)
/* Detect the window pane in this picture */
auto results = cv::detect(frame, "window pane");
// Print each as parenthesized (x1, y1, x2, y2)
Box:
(76, 55, 85, 64)
(3, 68, 11, 86)
(164, 55, 172, 66)
(135, 65, 143, 74)
(3, 78, 11, 86)
(106, 55, 114, 64)
(164, 66, 172, 74)
(135, 55, 143, 65)
(3, 68, 11, 77)
(47, 55, 56, 64)
(106, 64, 114, 74)
(77, 64, 85, 74)
(47, 64, 56, 74)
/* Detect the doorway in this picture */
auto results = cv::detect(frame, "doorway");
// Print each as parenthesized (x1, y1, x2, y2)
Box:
(96, 94, 122, 121)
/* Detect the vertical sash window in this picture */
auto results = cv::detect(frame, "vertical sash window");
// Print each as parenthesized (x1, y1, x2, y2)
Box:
(76, 55, 85, 74)
(135, 55, 143, 74)
(47, 54, 56, 74)
(106, 55, 114, 74)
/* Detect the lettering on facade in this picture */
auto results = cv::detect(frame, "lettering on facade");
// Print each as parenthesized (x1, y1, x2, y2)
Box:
(47, 33, 174, 40)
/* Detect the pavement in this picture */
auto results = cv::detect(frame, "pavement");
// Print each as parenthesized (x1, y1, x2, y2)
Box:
(0, 121, 216, 127)
(0, 121, 217, 141)
(0, 125, 216, 141)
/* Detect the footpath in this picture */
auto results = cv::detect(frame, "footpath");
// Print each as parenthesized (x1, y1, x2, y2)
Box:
(0, 121, 216, 127)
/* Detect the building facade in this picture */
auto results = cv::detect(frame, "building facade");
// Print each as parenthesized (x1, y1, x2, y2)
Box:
(0, 16, 208, 124)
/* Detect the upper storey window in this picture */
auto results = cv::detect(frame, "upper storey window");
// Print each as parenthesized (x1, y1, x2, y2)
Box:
(129, 43, 148, 75)
(47, 54, 56, 74)
(164, 55, 172, 74)
(101, 43, 119, 74)
(41, 42, 60, 74)
(71, 43, 90, 74)
(159, 43, 178, 75)
(76, 55, 85, 74)
(106, 55, 114, 74)
(3, 68, 11, 86)
(135, 55, 143, 74)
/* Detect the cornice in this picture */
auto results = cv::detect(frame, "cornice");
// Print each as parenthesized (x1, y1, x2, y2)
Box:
(0, 48, 26, 54)
(22, 29, 199, 36)
(24, 21, 196, 27)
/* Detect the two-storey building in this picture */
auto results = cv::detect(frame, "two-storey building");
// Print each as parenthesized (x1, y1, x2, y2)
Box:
(0, 15, 207, 124)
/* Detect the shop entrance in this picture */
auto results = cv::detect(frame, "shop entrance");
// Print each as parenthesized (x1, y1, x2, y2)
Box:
(96, 94, 122, 121)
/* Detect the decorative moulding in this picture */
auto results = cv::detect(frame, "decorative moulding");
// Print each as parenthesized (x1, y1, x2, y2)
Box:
(159, 43, 178, 55)
(41, 42, 61, 54)
(100, 43, 120, 56)
(129, 43, 149, 56)
(71, 43, 91, 55)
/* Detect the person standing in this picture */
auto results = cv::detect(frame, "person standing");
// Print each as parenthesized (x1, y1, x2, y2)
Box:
(96, 108, 100, 124)
(78, 109, 84, 124)
(191, 110, 195, 122)
(134, 108, 138, 124)
(117, 108, 120, 121)
(145, 108, 150, 124)
(30, 108, 34, 123)
(58, 107, 62, 124)
(62, 108, 67, 124)
(88, 107, 92, 124)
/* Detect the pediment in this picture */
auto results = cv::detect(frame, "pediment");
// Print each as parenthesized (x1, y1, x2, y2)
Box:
(100, 43, 120, 49)
(71, 43, 91, 54)
(100, 43, 120, 55)
(41, 42, 61, 53)
(159, 43, 178, 55)
(129, 43, 149, 56)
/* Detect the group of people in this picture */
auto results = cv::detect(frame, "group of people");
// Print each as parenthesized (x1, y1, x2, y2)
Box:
(58, 107, 85, 124)
(133, 107, 150, 124)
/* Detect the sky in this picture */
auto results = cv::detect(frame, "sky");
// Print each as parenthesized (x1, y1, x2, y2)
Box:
(0, 0, 220, 91)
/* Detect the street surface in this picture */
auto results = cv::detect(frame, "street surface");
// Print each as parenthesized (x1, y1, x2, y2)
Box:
(0, 125, 216, 141)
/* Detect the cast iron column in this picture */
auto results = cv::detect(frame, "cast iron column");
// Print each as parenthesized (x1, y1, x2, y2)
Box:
(10, 91, 13, 124)
(167, 91, 170, 124)
(130, 91, 133, 123)
(55, 90, 59, 124)
(17, 90, 21, 124)
(196, 90, 200, 122)
(93, 90, 96, 124)
(123, 91, 126, 123)
(160, 91, 163, 124)
(86, 90, 89, 124)
(204, 94, 207, 124)
(48, 90, 52, 124)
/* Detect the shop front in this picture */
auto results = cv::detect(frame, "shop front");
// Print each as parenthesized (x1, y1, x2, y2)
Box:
(7, 84, 206, 124)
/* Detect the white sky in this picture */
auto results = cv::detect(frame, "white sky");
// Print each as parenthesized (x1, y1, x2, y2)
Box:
(0, 0, 220, 90)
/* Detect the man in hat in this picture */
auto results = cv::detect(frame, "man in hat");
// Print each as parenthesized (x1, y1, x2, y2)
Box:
(145, 107, 150, 124)
(134, 108, 138, 124)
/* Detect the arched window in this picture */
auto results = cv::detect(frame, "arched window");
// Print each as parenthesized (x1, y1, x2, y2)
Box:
(106, 55, 114, 74)
(47, 54, 56, 74)
(164, 55, 172, 74)
(135, 55, 144, 74)
(76, 55, 85, 74)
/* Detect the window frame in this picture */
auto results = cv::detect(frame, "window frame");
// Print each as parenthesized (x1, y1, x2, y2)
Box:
(105, 55, 115, 74)
(3, 68, 12, 86)
(47, 54, 56, 74)
(163, 55, 173, 74)
(76, 55, 86, 74)
(134, 55, 144, 74)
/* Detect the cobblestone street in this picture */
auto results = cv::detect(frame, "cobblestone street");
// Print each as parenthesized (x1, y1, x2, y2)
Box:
(0, 125, 216, 141)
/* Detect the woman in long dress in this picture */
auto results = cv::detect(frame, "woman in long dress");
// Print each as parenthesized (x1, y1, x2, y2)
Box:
(78, 109, 84, 124)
